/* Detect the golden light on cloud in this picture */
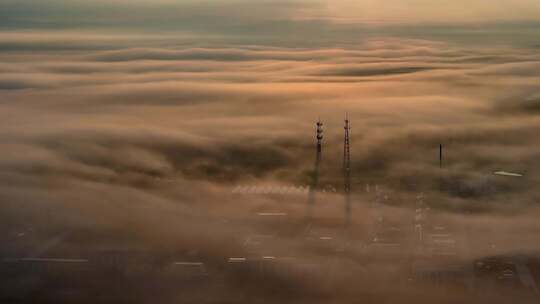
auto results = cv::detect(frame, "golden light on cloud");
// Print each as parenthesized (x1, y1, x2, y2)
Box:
(1, 1, 540, 303)
(321, 0, 540, 24)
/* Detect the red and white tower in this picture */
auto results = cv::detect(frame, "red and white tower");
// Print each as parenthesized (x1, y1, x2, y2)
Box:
(343, 114, 351, 226)
(307, 118, 323, 218)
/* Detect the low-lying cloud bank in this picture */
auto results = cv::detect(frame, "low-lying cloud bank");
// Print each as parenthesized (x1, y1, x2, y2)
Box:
(1, 29, 540, 303)
(1, 33, 540, 206)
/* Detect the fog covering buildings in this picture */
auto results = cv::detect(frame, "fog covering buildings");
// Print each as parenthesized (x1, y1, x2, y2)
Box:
(1, 116, 540, 303)
(2, 0, 540, 303)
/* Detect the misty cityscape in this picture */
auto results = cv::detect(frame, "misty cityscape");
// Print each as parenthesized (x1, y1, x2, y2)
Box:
(2, 1, 540, 303)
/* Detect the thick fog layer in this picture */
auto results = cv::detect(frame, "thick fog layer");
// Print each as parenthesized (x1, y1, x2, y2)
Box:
(1, 1, 540, 303)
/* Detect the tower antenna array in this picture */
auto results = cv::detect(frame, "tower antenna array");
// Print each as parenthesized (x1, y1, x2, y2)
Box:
(344, 113, 351, 226)
(307, 118, 323, 219)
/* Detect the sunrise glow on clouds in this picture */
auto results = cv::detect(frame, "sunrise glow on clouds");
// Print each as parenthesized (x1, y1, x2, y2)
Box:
(1, 0, 540, 192)
(2, 2, 540, 302)
(1, 0, 540, 273)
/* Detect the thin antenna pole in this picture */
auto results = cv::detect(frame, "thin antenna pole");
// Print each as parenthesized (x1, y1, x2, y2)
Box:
(439, 144, 443, 169)
(438, 143, 444, 194)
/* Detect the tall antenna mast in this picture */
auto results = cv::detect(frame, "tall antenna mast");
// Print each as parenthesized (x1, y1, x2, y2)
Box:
(344, 113, 351, 226)
(307, 118, 323, 219)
